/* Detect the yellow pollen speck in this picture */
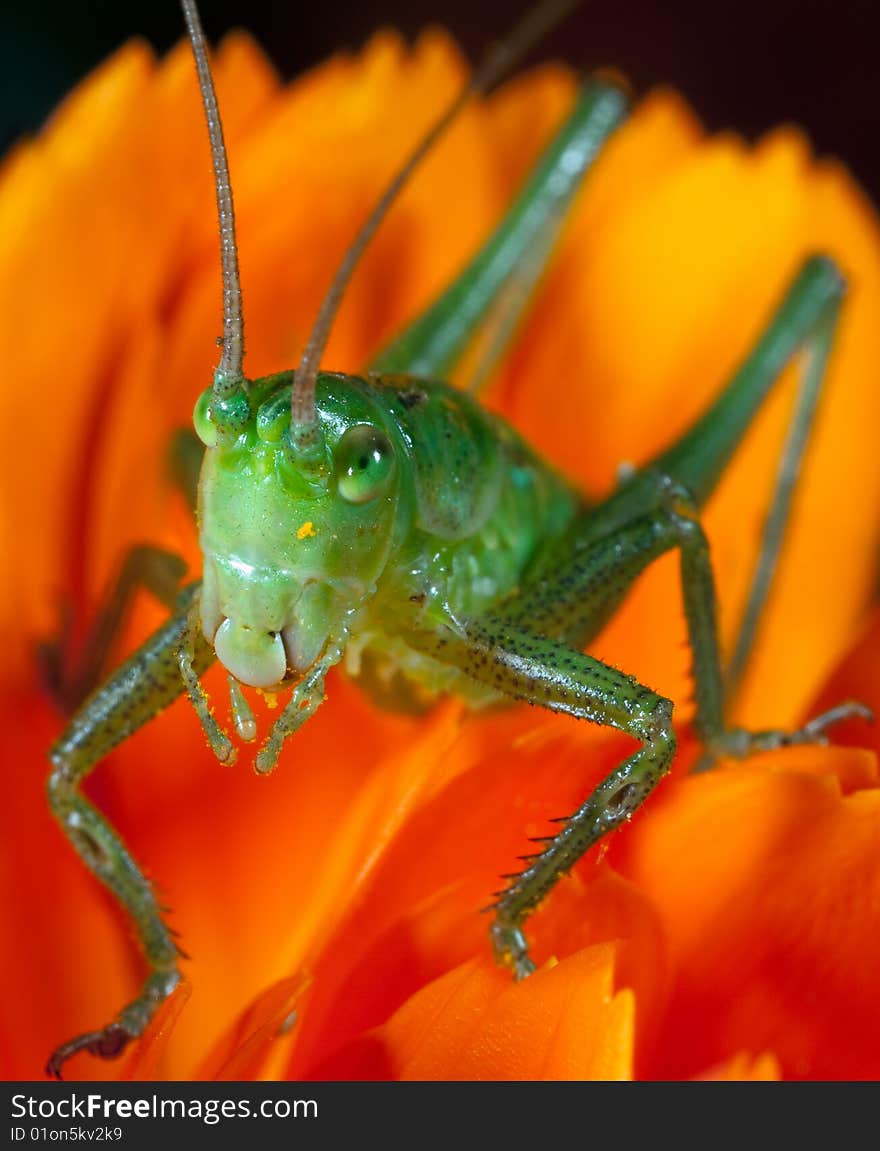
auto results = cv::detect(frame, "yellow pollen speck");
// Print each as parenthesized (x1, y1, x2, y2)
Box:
(297, 521, 316, 540)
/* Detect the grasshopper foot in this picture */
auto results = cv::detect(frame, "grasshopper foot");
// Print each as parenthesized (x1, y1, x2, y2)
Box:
(695, 700, 873, 772)
(490, 921, 536, 981)
(45, 968, 181, 1079)
(46, 1023, 133, 1080)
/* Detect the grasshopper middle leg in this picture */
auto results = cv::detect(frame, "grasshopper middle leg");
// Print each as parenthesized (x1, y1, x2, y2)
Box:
(413, 468, 863, 976)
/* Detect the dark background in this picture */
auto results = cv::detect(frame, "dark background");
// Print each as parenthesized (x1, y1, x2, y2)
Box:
(2, 0, 878, 205)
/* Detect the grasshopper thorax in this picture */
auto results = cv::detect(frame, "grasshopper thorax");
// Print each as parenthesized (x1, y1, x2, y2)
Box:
(194, 371, 406, 688)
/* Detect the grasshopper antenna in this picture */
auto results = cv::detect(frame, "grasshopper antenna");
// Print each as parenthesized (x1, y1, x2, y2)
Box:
(290, 0, 586, 460)
(181, 0, 246, 400)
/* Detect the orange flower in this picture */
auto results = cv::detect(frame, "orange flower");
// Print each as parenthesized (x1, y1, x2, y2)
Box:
(1, 27, 878, 1083)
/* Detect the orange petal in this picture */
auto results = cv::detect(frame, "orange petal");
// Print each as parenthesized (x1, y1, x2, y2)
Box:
(5, 22, 879, 1088)
(198, 973, 310, 1081)
(285, 718, 631, 1075)
(315, 945, 633, 1081)
(694, 1050, 781, 1081)
(614, 748, 880, 1079)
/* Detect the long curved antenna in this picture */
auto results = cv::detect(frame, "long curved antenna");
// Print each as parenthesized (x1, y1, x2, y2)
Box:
(290, 0, 585, 451)
(181, 0, 246, 398)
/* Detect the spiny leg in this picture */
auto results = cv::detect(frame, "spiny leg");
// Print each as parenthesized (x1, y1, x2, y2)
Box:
(46, 587, 214, 1078)
(410, 619, 675, 977)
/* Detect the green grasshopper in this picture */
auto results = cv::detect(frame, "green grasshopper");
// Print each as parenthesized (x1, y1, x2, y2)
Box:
(45, 0, 868, 1077)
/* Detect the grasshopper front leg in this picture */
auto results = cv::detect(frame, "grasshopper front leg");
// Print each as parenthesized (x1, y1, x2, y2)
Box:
(410, 616, 676, 977)
(46, 585, 214, 1077)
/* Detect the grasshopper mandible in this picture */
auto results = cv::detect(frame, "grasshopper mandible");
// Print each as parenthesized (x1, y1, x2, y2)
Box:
(44, 0, 869, 1077)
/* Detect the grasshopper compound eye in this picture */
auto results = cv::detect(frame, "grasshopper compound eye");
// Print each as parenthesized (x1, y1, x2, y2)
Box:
(335, 425, 396, 504)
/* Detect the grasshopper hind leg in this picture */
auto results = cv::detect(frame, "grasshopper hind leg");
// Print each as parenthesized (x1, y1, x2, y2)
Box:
(688, 264, 873, 764)
(39, 544, 187, 714)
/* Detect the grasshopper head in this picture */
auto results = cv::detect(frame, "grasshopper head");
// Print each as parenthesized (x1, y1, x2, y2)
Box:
(193, 372, 405, 688)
